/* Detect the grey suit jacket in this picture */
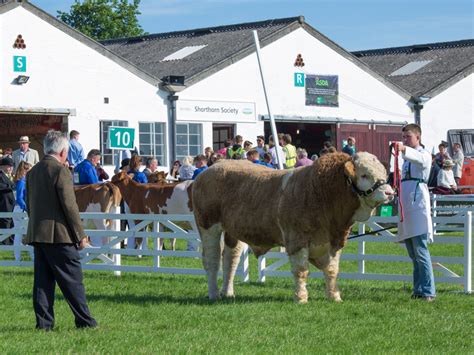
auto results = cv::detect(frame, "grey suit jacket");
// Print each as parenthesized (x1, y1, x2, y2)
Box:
(12, 148, 40, 172)
(25, 156, 85, 244)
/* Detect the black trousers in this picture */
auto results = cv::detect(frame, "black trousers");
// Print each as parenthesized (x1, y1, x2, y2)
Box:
(33, 244, 97, 329)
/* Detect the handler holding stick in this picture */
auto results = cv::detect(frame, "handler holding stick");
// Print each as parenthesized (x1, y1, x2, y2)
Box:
(395, 124, 436, 302)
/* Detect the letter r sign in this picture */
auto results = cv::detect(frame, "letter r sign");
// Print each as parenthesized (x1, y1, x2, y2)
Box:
(294, 72, 304, 87)
(13, 56, 26, 72)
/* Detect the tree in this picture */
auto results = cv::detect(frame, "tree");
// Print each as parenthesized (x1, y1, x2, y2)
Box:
(57, 0, 146, 41)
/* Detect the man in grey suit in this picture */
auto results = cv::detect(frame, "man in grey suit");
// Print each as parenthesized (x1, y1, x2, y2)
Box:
(25, 130, 97, 330)
(12, 136, 40, 173)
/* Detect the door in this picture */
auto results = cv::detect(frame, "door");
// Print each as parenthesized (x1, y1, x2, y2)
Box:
(212, 124, 234, 151)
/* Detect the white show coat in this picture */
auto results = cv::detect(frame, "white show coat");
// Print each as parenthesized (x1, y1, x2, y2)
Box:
(396, 146, 433, 242)
(437, 169, 456, 189)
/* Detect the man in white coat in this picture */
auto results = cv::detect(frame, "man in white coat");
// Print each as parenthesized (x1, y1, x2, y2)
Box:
(395, 124, 435, 302)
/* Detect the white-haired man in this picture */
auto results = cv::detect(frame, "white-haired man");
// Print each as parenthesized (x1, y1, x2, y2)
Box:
(25, 130, 97, 330)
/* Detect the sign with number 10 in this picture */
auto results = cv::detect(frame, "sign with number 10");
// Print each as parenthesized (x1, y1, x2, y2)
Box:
(108, 127, 135, 149)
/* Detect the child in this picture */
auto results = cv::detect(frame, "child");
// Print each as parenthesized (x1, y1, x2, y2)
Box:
(434, 159, 457, 194)
(395, 124, 435, 302)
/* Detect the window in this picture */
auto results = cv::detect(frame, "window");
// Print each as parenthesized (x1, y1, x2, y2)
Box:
(139, 122, 166, 165)
(100, 120, 128, 166)
(176, 123, 202, 162)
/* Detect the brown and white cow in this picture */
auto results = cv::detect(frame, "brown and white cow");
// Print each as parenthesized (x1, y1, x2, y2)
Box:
(111, 172, 194, 251)
(147, 171, 168, 184)
(193, 152, 394, 303)
(74, 182, 122, 246)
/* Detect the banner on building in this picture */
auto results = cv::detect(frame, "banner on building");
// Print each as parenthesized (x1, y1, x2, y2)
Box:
(177, 100, 256, 122)
(305, 75, 339, 107)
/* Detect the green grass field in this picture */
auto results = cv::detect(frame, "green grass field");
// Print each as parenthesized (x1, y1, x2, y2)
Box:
(0, 238, 473, 354)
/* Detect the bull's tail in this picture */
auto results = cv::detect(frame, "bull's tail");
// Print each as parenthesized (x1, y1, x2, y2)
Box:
(104, 182, 122, 207)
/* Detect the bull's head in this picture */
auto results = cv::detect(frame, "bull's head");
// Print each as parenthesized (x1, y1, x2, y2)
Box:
(344, 152, 394, 208)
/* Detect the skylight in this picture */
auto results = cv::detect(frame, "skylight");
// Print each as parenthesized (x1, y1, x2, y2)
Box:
(389, 60, 432, 76)
(162, 45, 207, 61)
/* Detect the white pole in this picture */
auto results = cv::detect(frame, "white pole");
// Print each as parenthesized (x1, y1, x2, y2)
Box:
(253, 30, 284, 170)
(464, 211, 472, 293)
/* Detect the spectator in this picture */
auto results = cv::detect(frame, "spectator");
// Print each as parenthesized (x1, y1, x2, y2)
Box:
(169, 160, 181, 179)
(269, 134, 286, 169)
(25, 130, 97, 330)
(143, 157, 159, 178)
(433, 143, 451, 168)
(310, 154, 319, 161)
(0, 157, 15, 245)
(217, 139, 232, 156)
(12, 136, 39, 173)
(243, 141, 253, 152)
(114, 149, 132, 174)
(227, 135, 246, 160)
(3, 147, 13, 158)
(319, 141, 332, 156)
(13, 161, 31, 261)
(204, 147, 214, 162)
(178, 156, 196, 181)
(95, 163, 109, 181)
(119, 158, 130, 172)
(280, 134, 297, 169)
(67, 130, 85, 168)
(247, 150, 272, 169)
(342, 136, 356, 156)
(255, 135, 266, 160)
(192, 154, 208, 180)
(295, 148, 313, 167)
(435, 159, 457, 194)
(128, 155, 148, 183)
(262, 152, 274, 168)
(451, 143, 464, 185)
(210, 153, 224, 165)
(74, 149, 101, 185)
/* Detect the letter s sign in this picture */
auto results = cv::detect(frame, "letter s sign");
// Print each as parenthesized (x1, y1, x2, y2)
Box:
(13, 56, 26, 72)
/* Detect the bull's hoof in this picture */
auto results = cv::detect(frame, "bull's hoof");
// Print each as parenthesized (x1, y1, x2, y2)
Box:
(220, 291, 235, 299)
(294, 297, 308, 305)
(327, 292, 343, 303)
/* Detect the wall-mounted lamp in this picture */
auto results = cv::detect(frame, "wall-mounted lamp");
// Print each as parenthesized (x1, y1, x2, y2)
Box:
(15, 75, 30, 85)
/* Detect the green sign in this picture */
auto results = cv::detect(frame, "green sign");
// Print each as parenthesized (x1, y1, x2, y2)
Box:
(108, 127, 135, 149)
(294, 72, 305, 87)
(380, 205, 393, 217)
(305, 74, 339, 107)
(13, 56, 26, 72)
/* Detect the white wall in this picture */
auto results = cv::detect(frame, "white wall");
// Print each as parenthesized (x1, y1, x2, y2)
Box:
(180, 28, 412, 148)
(422, 74, 474, 154)
(0, 7, 167, 167)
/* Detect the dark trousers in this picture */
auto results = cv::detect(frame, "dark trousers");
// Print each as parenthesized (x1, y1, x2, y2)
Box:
(33, 244, 97, 329)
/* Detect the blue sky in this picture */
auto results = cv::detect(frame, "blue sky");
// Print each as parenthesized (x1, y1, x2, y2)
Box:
(32, 0, 473, 50)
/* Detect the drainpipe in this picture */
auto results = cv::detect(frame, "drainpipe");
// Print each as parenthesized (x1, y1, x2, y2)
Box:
(167, 94, 178, 166)
(411, 96, 430, 126)
(160, 77, 186, 167)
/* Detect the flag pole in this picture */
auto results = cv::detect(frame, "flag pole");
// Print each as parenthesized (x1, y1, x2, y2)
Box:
(253, 30, 284, 170)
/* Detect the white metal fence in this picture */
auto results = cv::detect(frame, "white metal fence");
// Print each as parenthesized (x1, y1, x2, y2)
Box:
(0, 208, 471, 293)
(0, 212, 249, 281)
(258, 212, 472, 293)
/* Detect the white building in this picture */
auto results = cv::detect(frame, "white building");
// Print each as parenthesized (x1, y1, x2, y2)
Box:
(354, 40, 474, 156)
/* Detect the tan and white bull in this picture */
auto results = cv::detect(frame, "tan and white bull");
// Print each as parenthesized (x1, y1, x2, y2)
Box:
(193, 152, 394, 303)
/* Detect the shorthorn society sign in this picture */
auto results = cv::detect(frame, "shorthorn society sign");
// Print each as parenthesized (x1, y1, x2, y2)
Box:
(305, 75, 339, 107)
(177, 100, 256, 122)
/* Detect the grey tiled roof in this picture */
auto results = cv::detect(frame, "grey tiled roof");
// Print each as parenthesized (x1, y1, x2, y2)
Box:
(100, 16, 411, 99)
(353, 40, 474, 97)
(101, 17, 302, 86)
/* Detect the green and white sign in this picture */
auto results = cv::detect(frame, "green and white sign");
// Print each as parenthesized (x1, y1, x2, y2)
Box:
(380, 205, 393, 217)
(13, 56, 26, 72)
(108, 127, 135, 149)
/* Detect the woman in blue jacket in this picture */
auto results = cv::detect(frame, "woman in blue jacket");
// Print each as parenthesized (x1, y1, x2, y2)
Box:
(128, 155, 148, 183)
(13, 161, 32, 261)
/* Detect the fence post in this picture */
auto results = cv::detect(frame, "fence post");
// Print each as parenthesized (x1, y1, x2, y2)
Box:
(240, 243, 250, 282)
(464, 211, 472, 294)
(258, 255, 266, 283)
(153, 221, 160, 269)
(357, 223, 366, 274)
(432, 194, 438, 234)
(111, 207, 121, 276)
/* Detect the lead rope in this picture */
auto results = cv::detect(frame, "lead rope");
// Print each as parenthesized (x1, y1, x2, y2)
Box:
(392, 144, 404, 222)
